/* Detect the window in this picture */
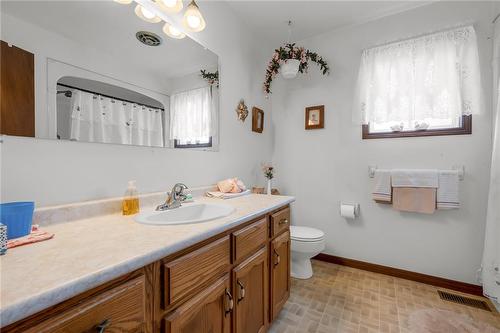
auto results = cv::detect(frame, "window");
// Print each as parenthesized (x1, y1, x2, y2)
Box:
(170, 86, 214, 148)
(354, 25, 481, 139)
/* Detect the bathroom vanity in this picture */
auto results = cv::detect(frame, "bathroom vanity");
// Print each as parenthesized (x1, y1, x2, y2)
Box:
(0, 194, 294, 333)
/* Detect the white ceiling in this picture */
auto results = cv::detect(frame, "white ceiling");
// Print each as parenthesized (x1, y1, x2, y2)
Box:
(1, 1, 218, 80)
(225, 1, 432, 46)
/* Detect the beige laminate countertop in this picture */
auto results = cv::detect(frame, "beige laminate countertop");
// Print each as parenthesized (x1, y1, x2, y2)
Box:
(0, 194, 294, 327)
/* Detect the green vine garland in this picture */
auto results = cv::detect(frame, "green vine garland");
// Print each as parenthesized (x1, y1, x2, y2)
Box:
(264, 43, 329, 94)
(200, 69, 219, 88)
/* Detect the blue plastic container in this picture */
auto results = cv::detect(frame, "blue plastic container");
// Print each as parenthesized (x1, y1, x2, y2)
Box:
(0, 202, 35, 239)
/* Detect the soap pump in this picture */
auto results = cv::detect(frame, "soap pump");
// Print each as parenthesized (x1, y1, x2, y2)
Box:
(122, 180, 139, 215)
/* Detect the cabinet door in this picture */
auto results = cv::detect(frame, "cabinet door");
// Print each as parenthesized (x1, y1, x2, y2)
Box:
(270, 231, 290, 321)
(0, 41, 35, 137)
(164, 274, 232, 333)
(233, 247, 268, 333)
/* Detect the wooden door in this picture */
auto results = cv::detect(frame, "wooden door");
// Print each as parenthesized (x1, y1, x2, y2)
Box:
(270, 231, 290, 321)
(0, 41, 35, 137)
(164, 274, 232, 333)
(233, 247, 268, 333)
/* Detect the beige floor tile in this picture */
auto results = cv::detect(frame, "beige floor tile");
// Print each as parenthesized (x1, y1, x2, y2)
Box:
(269, 260, 499, 332)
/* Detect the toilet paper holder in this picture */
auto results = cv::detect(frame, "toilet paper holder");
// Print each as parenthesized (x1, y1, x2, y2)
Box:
(340, 203, 360, 219)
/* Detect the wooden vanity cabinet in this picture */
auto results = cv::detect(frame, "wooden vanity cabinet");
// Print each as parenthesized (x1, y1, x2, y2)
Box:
(163, 274, 232, 333)
(270, 230, 291, 321)
(2, 205, 291, 333)
(232, 247, 268, 333)
(22, 276, 147, 333)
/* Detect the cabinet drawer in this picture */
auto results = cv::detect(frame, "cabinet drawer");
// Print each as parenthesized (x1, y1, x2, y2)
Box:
(270, 207, 290, 238)
(232, 218, 268, 263)
(164, 236, 231, 306)
(25, 276, 146, 333)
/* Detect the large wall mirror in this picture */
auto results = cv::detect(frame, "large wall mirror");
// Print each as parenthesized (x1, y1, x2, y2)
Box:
(0, 1, 219, 150)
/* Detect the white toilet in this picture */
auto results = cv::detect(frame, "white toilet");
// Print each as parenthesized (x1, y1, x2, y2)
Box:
(290, 226, 325, 279)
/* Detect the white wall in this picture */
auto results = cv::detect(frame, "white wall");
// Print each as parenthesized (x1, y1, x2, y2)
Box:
(271, 1, 495, 284)
(0, 13, 172, 139)
(1, 1, 273, 206)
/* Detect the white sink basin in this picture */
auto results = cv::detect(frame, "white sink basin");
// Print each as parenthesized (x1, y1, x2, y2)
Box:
(134, 202, 235, 225)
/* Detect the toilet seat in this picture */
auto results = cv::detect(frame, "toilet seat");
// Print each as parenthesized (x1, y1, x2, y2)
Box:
(290, 226, 324, 242)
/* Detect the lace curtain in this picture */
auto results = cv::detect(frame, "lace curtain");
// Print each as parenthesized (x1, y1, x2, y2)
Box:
(170, 86, 213, 144)
(69, 90, 164, 147)
(481, 19, 500, 307)
(354, 25, 481, 131)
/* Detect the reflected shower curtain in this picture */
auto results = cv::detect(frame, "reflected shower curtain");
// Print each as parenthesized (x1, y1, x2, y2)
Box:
(69, 90, 163, 147)
(482, 19, 500, 307)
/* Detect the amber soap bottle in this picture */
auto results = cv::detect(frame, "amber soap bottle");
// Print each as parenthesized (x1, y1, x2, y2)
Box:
(122, 180, 139, 215)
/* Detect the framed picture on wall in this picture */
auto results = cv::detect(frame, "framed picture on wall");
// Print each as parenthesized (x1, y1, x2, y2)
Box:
(305, 105, 324, 130)
(252, 107, 264, 133)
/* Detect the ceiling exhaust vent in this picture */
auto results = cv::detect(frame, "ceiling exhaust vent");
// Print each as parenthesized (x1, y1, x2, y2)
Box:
(437, 290, 492, 312)
(136, 31, 162, 47)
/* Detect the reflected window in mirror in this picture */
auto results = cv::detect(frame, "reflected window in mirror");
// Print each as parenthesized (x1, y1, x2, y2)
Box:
(170, 86, 215, 149)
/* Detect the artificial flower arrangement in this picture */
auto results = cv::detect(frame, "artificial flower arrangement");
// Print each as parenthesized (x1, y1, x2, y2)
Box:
(200, 69, 219, 88)
(262, 163, 275, 180)
(262, 163, 275, 195)
(264, 43, 330, 94)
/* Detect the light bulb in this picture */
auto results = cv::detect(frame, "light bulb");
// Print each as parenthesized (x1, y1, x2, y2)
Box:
(187, 15, 201, 29)
(134, 4, 161, 23)
(163, 22, 186, 39)
(162, 0, 177, 7)
(182, 0, 206, 32)
(141, 6, 155, 19)
(155, 0, 183, 13)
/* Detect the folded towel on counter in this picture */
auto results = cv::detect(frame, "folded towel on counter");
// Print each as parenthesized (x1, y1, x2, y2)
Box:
(217, 178, 247, 193)
(372, 169, 392, 203)
(437, 170, 460, 209)
(392, 187, 436, 214)
(206, 189, 251, 199)
(391, 169, 438, 188)
(7, 225, 54, 249)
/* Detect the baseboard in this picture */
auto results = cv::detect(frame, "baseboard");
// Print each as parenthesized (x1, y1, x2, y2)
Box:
(314, 253, 483, 297)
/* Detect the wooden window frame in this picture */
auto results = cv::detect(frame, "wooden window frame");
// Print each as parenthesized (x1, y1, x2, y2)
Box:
(174, 137, 212, 149)
(362, 115, 472, 139)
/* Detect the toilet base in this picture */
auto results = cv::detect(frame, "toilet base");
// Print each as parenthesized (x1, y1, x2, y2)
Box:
(291, 257, 313, 279)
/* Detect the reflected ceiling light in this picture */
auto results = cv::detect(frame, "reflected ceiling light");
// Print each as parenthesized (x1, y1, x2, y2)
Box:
(162, 22, 186, 39)
(134, 4, 162, 23)
(182, 0, 206, 32)
(155, 0, 183, 13)
(114, 0, 133, 4)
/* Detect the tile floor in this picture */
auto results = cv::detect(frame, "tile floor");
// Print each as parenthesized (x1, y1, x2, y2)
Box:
(269, 260, 500, 333)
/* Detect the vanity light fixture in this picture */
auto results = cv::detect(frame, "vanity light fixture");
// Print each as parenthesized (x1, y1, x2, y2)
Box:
(162, 22, 186, 39)
(114, 0, 133, 4)
(182, 0, 206, 32)
(155, 0, 183, 13)
(135, 4, 162, 23)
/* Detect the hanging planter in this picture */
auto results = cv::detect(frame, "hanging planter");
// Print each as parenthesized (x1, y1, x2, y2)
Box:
(280, 59, 300, 79)
(264, 43, 330, 95)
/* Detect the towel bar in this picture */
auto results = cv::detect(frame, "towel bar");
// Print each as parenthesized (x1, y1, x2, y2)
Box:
(368, 165, 465, 180)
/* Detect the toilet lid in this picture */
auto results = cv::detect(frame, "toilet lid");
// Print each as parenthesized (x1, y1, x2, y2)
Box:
(290, 226, 324, 242)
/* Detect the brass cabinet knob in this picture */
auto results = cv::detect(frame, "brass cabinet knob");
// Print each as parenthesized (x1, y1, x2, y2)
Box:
(225, 289, 234, 315)
(95, 319, 111, 333)
(237, 280, 246, 302)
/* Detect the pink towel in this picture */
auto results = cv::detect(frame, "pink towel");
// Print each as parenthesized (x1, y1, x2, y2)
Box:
(217, 178, 246, 193)
(7, 225, 54, 249)
(392, 188, 436, 214)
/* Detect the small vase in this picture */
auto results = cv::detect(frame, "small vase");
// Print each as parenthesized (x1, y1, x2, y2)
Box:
(267, 179, 272, 195)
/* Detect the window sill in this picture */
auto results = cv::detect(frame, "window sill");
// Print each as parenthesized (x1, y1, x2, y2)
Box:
(174, 137, 213, 149)
(362, 115, 471, 139)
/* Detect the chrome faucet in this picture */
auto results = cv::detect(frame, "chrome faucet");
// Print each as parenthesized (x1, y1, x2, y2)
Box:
(156, 183, 188, 211)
